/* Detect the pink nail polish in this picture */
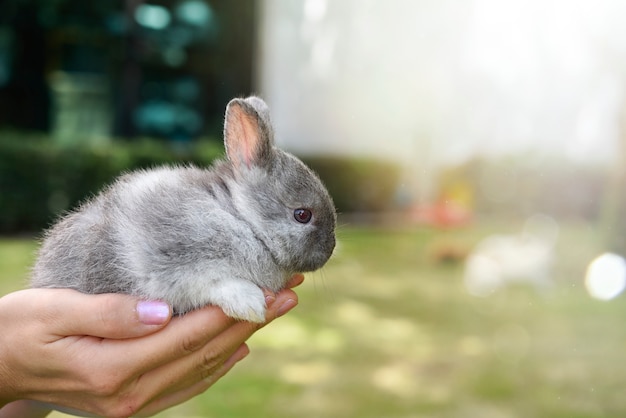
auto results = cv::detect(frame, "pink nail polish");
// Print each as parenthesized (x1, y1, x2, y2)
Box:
(137, 301, 171, 325)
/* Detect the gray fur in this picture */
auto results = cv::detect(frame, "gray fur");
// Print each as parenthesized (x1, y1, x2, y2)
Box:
(31, 97, 336, 322)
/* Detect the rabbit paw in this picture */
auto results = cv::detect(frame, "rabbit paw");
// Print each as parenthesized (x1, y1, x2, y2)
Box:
(213, 279, 267, 323)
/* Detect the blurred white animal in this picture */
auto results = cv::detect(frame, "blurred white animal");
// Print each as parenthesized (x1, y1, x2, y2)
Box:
(464, 214, 559, 296)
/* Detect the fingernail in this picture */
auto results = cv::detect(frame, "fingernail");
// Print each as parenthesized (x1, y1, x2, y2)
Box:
(137, 301, 171, 325)
(265, 294, 276, 307)
(235, 343, 250, 362)
(277, 298, 297, 317)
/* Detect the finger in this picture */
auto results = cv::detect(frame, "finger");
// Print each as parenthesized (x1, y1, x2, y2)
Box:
(261, 286, 299, 320)
(267, 287, 299, 320)
(139, 289, 298, 381)
(123, 291, 299, 406)
(133, 319, 257, 399)
(146, 289, 298, 395)
(214, 343, 251, 383)
(22, 289, 172, 340)
(74, 289, 297, 389)
(101, 304, 237, 374)
(145, 342, 250, 407)
(135, 344, 249, 417)
(286, 273, 305, 288)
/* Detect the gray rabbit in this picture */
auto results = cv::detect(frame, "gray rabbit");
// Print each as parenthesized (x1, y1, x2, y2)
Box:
(31, 96, 336, 323)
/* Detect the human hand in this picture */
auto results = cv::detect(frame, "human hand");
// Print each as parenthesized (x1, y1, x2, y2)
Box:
(0, 274, 304, 418)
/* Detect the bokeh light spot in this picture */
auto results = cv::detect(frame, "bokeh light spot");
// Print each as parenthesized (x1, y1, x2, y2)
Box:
(176, 0, 213, 27)
(585, 253, 626, 301)
(135, 4, 171, 30)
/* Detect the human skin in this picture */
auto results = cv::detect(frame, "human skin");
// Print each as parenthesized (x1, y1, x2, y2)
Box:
(0, 274, 304, 418)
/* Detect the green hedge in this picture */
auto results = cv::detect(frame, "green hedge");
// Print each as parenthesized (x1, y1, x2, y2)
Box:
(302, 156, 402, 214)
(0, 134, 402, 233)
(0, 135, 224, 233)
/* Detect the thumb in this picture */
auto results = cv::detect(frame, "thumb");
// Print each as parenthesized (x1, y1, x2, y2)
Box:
(38, 289, 172, 339)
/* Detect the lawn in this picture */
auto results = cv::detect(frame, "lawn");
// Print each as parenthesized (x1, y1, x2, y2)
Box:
(1, 221, 624, 417)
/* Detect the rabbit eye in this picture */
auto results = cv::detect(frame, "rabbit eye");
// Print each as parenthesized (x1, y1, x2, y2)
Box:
(294, 208, 313, 224)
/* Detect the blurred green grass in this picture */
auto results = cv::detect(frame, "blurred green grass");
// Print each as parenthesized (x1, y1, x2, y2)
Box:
(2, 222, 625, 417)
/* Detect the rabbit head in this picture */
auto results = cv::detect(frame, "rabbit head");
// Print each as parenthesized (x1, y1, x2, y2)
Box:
(223, 97, 336, 274)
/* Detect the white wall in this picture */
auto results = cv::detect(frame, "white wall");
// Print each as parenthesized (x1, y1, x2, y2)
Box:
(256, 0, 626, 167)
(256, 0, 469, 165)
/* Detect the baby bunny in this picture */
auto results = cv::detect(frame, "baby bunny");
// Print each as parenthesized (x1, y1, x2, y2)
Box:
(32, 96, 336, 323)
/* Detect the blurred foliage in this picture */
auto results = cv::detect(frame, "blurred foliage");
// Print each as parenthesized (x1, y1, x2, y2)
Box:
(0, 134, 403, 233)
(302, 156, 402, 214)
(0, 132, 224, 233)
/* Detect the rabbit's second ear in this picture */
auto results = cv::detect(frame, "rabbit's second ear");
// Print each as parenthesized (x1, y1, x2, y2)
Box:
(224, 98, 273, 169)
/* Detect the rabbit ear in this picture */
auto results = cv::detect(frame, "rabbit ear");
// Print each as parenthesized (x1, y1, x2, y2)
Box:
(224, 97, 274, 169)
